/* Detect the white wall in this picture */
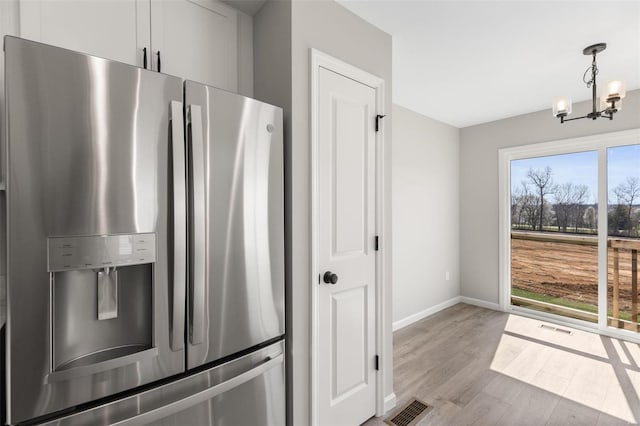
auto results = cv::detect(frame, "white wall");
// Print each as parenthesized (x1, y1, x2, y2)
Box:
(460, 90, 640, 304)
(236, 10, 254, 97)
(291, 1, 394, 422)
(256, 0, 394, 423)
(253, 0, 293, 422)
(392, 104, 460, 329)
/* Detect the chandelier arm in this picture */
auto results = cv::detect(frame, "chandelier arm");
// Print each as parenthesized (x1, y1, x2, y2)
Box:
(559, 109, 616, 123)
(560, 114, 591, 123)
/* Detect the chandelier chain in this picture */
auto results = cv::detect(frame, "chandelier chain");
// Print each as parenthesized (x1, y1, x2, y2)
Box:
(583, 57, 598, 88)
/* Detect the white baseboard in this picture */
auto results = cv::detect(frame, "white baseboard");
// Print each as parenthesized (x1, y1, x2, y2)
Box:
(384, 392, 397, 413)
(392, 296, 461, 331)
(460, 296, 502, 311)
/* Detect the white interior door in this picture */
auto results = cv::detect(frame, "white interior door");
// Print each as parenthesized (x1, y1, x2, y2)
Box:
(18, 0, 150, 67)
(150, 0, 238, 91)
(317, 66, 377, 426)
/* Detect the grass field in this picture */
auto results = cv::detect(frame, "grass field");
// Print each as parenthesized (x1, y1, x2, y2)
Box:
(511, 288, 632, 322)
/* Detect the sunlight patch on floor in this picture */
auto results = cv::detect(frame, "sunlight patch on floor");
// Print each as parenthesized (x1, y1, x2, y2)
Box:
(623, 340, 640, 367)
(489, 314, 637, 424)
(612, 339, 632, 365)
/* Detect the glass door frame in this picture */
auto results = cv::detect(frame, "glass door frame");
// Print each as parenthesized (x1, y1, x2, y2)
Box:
(498, 128, 640, 343)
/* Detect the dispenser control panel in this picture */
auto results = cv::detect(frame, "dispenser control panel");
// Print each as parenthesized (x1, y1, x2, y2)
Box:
(47, 233, 156, 272)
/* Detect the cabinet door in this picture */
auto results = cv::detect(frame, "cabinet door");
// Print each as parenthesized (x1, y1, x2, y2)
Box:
(19, 0, 150, 67)
(150, 0, 238, 92)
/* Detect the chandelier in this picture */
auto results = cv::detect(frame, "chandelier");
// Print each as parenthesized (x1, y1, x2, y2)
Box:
(553, 43, 626, 123)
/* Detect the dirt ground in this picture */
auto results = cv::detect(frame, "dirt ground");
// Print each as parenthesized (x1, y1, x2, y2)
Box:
(511, 238, 637, 312)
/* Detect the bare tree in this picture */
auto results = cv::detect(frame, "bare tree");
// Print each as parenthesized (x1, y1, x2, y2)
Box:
(523, 196, 540, 230)
(511, 185, 522, 227)
(512, 182, 535, 229)
(554, 183, 590, 233)
(614, 177, 640, 236)
(527, 166, 556, 231)
(583, 206, 597, 231)
(554, 182, 573, 232)
(571, 184, 590, 232)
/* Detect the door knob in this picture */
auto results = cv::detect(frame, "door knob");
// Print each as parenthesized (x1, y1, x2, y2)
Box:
(323, 271, 338, 284)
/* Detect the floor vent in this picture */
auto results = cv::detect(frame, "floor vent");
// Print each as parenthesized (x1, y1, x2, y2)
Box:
(540, 324, 572, 335)
(384, 398, 431, 426)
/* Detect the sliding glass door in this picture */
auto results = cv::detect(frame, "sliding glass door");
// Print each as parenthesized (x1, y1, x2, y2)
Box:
(500, 130, 640, 338)
(510, 152, 599, 322)
(608, 144, 640, 331)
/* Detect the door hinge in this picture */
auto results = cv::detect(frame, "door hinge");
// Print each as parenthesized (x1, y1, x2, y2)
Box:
(375, 114, 386, 132)
(375, 235, 379, 251)
(375, 355, 380, 371)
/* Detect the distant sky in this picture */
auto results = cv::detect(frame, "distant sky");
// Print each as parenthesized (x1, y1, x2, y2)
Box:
(511, 144, 640, 204)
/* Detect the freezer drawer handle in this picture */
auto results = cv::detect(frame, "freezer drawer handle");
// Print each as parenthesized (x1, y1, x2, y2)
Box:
(170, 100, 186, 352)
(111, 353, 284, 426)
(46, 347, 159, 384)
(187, 104, 206, 345)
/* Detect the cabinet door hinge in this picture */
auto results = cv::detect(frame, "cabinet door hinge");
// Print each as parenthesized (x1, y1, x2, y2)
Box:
(375, 355, 380, 371)
(375, 236, 379, 251)
(375, 114, 386, 132)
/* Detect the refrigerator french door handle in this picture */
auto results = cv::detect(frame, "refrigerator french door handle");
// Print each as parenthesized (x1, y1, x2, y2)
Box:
(109, 354, 284, 426)
(187, 104, 206, 346)
(170, 100, 186, 352)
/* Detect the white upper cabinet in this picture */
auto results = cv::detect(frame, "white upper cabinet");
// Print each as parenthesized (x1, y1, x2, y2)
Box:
(19, 0, 150, 67)
(150, 0, 238, 92)
(16, 0, 244, 93)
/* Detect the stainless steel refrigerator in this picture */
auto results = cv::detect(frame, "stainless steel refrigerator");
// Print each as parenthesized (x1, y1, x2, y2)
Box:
(1, 36, 285, 425)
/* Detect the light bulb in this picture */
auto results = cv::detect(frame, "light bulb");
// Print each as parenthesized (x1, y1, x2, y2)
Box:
(552, 96, 572, 117)
(601, 94, 622, 113)
(601, 82, 625, 112)
(605, 80, 626, 101)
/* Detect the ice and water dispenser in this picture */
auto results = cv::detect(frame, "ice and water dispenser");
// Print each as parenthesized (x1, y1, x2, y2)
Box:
(46, 233, 157, 381)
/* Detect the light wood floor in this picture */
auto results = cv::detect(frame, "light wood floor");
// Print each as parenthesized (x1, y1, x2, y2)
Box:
(364, 303, 640, 425)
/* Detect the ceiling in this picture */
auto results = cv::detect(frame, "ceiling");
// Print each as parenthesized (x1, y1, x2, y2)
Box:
(222, 0, 266, 16)
(336, 0, 640, 127)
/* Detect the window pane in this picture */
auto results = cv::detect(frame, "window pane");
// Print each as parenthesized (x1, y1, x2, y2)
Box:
(607, 144, 640, 331)
(510, 151, 598, 322)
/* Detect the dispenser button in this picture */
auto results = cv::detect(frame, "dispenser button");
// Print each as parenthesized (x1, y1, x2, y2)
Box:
(58, 248, 76, 268)
(133, 234, 155, 262)
(118, 235, 133, 257)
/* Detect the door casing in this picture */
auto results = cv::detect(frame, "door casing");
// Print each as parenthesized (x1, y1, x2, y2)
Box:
(310, 48, 388, 426)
